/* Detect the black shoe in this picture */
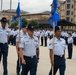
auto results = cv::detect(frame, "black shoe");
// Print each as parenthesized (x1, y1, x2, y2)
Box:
(17, 72, 20, 75)
(67, 57, 71, 59)
(67, 57, 69, 59)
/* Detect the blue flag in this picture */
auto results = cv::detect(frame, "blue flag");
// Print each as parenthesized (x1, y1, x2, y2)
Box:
(16, 2, 20, 17)
(48, 0, 60, 28)
(12, 16, 18, 23)
(12, 2, 22, 28)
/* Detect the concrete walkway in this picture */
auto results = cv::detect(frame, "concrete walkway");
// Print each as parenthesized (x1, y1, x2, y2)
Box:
(0, 45, 76, 75)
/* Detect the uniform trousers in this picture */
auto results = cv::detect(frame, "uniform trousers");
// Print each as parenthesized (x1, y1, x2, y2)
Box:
(73, 37, 76, 45)
(50, 36, 52, 40)
(10, 35, 14, 45)
(49, 55, 66, 75)
(44, 37, 47, 46)
(16, 55, 21, 74)
(0, 43, 8, 75)
(41, 37, 43, 46)
(0, 48, 2, 62)
(13, 36, 16, 46)
(8, 36, 10, 45)
(21, 56, 38, 75)
(65, 37, 68, 45)
(68, 43, 73, 59)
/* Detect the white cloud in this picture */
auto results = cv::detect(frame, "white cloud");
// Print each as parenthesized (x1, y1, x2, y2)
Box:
(0, 0, 66, 13)
(0, 0, 52, 13)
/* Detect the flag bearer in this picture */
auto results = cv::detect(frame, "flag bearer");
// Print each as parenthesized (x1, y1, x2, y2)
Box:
(48, 26, 66, 75)
(16, 25, 27, 75)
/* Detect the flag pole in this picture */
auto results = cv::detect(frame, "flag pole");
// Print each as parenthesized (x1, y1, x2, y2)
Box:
(48, 0, 60, 74)
(0, 0, 3, 18)
(18, 15, 21, 68)
(17, 1, 21, 44)
(52, 24, 55, 75)
(51, 2, 55, 75)
(17, 1, 21, 67)
(9, 0, 12, 26)
(0, 0, 2, 58)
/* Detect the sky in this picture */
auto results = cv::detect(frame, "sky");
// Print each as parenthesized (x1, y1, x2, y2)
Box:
(0, 0, 66, 13)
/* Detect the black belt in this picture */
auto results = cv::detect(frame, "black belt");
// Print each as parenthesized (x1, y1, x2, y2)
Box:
(68, 43, 72, 44)
(54, 55, 64, 58)
(0, 43, 7, 45)
(24, 55, 36, 58)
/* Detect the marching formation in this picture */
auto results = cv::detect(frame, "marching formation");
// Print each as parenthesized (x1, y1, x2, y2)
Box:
(0, 17, 75, 75)
(0, 0, 75, 75)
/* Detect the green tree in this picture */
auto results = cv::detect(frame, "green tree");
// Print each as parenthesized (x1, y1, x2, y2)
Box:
(22, 18, 28, 25)
(29, 20, 39, 28)
(7, 20, 10, 25)
(11, 22, 18, 27)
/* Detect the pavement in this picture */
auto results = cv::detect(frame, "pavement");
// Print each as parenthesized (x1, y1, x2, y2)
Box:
(0, 45, 76, 75)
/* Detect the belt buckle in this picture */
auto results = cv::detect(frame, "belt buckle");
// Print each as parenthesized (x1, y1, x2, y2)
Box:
(31, 56, 33, 58)
(60, 55, 63, 57)
(3, 42, 6, 44)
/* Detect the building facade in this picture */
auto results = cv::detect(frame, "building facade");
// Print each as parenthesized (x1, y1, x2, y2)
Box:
(21, 11, 50, 21)
(0, 10, 50, 28)
(0, 1, 76, 31)
(59, 0, 76, 31)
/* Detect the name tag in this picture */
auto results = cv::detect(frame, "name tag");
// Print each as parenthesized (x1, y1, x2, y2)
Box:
(25, 41, 30, 45)
(54, 43, 57, 44)
(26, 41, 29, 42)
(0, 30, 3, 34)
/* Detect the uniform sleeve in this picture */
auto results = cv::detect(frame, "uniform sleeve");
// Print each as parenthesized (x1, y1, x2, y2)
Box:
(16, 34, 19, 42)
(36, 38, 39, 48)
(6, 28, 11, 36)
(64, 40, 66, 50)
(72, 38, 73, 43)
(19, 38, 25, 48)
(48, 39, 53, 50)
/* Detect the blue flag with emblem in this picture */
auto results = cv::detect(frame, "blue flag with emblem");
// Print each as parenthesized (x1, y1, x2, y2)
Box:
(48, 0, 60, 28)
(16, 2, 20, 17)
(12, 2, 22, 28)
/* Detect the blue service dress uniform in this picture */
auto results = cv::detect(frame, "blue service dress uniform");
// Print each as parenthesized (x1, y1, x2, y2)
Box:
(72, 32, 76, 45)
(0, 26, 10, 75)
(44, 31, 48, 46)
(16, 30, 27, 74)
(48, 37, 66, 75)
(40, 31, 44, 46)
(67, 37, 73, 59)
(19, 34, 39, 75)
(9, 29, 14, 45)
